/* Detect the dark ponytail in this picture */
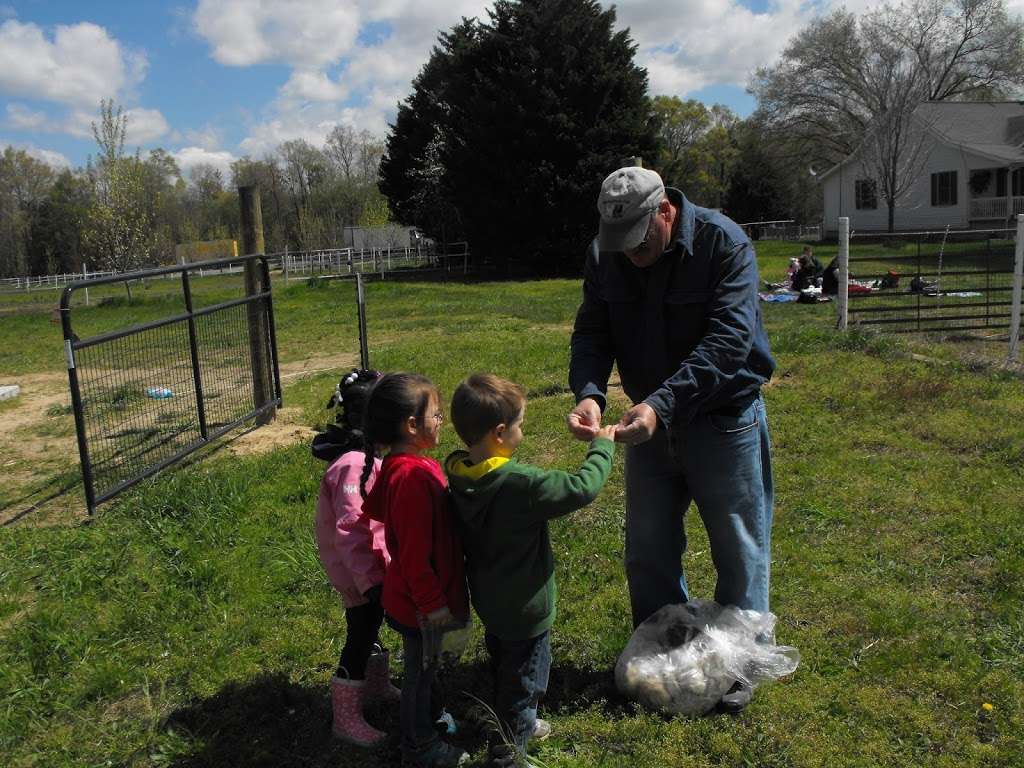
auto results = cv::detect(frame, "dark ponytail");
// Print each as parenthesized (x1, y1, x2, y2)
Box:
(359, 372, 437, 498)
(360, 442, 376, 500)
(311, 368, 381, 463)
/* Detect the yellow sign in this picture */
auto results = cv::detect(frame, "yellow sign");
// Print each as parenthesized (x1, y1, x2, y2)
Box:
(175, 240, 238, 264)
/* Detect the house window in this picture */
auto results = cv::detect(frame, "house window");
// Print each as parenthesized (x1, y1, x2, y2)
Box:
(931, 171, 957, 206)
(997, 169, 1007, 198)
(855, 179, 878, 210)
(1014, 168, 1023, 197)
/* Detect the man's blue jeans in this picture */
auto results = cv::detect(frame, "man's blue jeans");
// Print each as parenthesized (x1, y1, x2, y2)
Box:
(624, 396, 773, 627)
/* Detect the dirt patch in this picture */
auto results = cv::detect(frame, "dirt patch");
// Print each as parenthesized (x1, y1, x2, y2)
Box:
(0, 371, 77, 517)
(1, 353, 362, 526)
(279, 352, 360, 382)
(222, 407, 316, 456)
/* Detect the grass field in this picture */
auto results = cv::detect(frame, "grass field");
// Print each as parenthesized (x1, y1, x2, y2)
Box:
(1, 242, 1022, 767)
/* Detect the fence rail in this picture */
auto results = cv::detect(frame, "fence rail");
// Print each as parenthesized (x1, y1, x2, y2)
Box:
(835, 216, 1024, 363)
(61, 254, 282, 515)
(739, 220, 822, 242)
(3, 244, 464, 295)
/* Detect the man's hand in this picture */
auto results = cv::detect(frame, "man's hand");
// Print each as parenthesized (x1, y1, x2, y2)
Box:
(567, 397, 602, 441)
(615, 403, 658, 445)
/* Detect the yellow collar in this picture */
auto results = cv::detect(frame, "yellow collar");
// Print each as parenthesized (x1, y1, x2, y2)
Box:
(452, 455, 510, 480)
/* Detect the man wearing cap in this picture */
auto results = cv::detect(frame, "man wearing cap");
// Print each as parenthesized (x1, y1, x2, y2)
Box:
(567, 167, 775, 713)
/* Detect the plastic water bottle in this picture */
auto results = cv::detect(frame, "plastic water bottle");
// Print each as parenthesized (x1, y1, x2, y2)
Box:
(146, 387, 173, 399)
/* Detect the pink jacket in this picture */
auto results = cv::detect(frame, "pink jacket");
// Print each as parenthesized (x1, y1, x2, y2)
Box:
(315, 450, 389, 608)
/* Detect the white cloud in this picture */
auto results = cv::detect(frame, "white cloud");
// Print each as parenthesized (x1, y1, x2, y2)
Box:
(199, 0, 1012, 157)
(193, 0, 361, 69)
(5, 102, 47, 130)
(61, 105, 169, 146)
(173, 146, 237, 181)
(26, 145, 70, 168)
(280, 70, 350, 103)
(194, 0, 490, 152)
(0, 137, 70, 168)
(0, 19, 147, 108)
(124, 107, 170, 144)
(0, 15, 173, 150)
(615, 0, 813, 93)
(184, 125, 224, 151)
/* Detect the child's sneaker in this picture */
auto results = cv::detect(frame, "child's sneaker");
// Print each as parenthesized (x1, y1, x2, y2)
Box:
(532, 718, 552, 741)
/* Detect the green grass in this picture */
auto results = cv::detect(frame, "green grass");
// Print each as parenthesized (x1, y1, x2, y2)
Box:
(1, 253, 1023, 766)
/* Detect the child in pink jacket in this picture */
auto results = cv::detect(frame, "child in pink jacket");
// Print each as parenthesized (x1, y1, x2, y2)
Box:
(313, 368, 399, 747)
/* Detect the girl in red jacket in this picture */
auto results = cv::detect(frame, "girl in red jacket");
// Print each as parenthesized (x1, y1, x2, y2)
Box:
(361, 373, 470, 768)
(313, 368, 400, 747)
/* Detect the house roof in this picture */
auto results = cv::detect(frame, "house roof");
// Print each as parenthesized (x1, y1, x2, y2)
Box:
(915, 101, 1024, 164)
(819, 101, 1024, 180)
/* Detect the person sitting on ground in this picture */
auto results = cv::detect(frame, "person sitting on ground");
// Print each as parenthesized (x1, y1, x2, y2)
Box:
(791, 246, 823, 291)
(444, 374, 617, 768)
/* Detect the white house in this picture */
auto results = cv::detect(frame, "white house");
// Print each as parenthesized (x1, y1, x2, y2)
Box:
(821, 101, 1024, 237)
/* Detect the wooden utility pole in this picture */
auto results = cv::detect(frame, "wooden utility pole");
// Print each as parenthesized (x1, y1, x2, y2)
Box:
(239, 185, 274, 424)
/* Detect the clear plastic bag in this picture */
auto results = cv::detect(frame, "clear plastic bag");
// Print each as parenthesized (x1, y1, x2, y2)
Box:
(614, 600, 800, 715)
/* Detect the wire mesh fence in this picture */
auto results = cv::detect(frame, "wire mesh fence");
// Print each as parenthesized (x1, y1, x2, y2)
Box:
(841, 225, 1022, 335)
(61, 255, 281, 514)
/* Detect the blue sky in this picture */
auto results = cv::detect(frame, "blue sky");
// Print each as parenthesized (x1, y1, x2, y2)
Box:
(4, 0, 992, 179)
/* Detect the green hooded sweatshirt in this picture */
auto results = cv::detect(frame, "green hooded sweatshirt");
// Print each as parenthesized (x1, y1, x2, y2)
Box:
(444, 437, 614, 641)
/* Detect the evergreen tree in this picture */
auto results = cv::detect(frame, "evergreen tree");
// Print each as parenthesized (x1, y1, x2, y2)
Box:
(380, 0, 657, 273)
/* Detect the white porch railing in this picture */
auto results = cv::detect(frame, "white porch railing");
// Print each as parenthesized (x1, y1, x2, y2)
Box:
(970, 196, 1024, 219)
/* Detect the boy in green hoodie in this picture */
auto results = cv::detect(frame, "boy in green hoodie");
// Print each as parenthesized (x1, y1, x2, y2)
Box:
(445, 374, 616, 768)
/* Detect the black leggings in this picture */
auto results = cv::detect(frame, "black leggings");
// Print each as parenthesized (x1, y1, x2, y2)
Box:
(337, 590, 385, 680)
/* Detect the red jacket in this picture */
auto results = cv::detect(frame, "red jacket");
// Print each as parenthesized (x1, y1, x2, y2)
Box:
(364, 453, 468, 628)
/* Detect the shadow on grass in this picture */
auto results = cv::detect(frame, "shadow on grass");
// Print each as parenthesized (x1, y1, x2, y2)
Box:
(163, 673, 403, 768)
(162, 664, 647, 767)
(545, 664, 641, 720)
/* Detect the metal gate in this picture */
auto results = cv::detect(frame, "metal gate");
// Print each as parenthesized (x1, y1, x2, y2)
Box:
(836, 217, 1024, 350)
(60, 255, 282, 515)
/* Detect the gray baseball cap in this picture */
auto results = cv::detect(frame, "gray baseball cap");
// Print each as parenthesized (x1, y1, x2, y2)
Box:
(596, 167, 665, 252)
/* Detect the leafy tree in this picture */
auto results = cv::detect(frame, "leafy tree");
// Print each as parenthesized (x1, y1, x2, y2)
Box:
(651, 97, 710, 187)
(381, 0, 657, 272)
(29, 169, 91, 275)
(0, 147, 55, 276)
(751, 0, 1024, 231)
(649, 98, 740, 209)
(723, 124, 794, 226)
(82, 100, 158, 296)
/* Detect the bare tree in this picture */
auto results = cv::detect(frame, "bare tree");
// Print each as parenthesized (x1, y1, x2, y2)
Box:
(751, 0, 1024, 230)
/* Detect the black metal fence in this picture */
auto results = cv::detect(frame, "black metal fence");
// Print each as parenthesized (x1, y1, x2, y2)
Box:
(60, 255, 282, 515)
(844, 228, 1021, 333)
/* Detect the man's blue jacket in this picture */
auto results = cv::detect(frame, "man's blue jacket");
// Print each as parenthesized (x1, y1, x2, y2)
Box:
(570, 188, 775, 429)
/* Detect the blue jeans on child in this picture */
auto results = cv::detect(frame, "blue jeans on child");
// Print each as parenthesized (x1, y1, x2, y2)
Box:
(388, 618, 442, 762)
(624, 396, 773, 627)
(484, 631, 551, 764)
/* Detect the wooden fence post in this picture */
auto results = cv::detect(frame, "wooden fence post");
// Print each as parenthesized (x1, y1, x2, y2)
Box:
(238, 185, 274, 424)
